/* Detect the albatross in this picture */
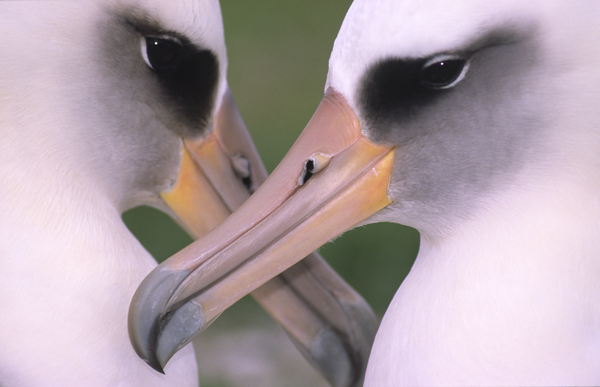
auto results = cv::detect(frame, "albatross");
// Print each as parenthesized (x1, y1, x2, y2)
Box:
(131, 0, 600, 385)
(0, 0, 377, 386)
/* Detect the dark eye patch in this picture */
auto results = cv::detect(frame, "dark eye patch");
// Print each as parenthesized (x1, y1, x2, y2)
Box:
(360, 58, 437, 123)
(359, 55, 468, 130)
(140, 31, 219, 137)
(357, 27, 532, 135)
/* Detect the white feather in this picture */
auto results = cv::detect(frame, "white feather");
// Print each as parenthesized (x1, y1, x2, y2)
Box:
(0, 0, 229, 385)
(323, 0, 600, 384)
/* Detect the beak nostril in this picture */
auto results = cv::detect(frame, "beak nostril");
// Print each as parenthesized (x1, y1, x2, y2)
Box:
(299, 160, 314, 186)
(231, 154, 250, 178)
(230, 154, 253, 192)
(298, 153, 331, 186)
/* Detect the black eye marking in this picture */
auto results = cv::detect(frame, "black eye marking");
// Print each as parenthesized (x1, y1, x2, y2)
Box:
(359, 54, 470, 130)
(420, 57, 468, 89)
(137, 32, 219, 137)
(142, 37, 183, 72)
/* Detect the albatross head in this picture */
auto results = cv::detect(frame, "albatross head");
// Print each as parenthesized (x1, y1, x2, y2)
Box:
(1, 0, 248, 221)
(326, 0, 600, 235)
(136, 0, 600, 382)
(0, 0, 257, 384)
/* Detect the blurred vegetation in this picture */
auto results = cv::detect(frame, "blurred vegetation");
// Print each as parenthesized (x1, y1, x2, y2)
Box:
(123, 0, 419, 328)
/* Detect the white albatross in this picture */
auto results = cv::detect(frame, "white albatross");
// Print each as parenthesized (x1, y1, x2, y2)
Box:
(0, 0, 377, 386)
(132, 0, 600, 385)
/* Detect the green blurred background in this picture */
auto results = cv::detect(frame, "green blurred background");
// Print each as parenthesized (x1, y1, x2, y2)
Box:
(123, 0, 420, 385)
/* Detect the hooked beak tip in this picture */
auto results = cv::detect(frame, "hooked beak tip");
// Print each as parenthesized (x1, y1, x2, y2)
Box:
(154, 300, 205, 370)
(146, 357, 166, 375)
(128, 267, 198, 373)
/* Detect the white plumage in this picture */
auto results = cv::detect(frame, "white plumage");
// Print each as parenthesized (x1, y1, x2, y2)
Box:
(0, 1, 224, 385)
(327, 2, 600, 384)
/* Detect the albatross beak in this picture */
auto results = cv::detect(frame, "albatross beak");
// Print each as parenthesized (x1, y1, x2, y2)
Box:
(132, 88, 394, 381)
(129, 88, 379, 387)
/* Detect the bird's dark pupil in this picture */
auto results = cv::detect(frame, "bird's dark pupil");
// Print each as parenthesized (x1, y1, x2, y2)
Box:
(146, 37, 181, 71)
(421, 59, 465, 87)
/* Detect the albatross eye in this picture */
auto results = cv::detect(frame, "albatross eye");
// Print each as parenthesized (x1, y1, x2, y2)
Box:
(420, 56, 469, 89)
(140, 36, 183, 71)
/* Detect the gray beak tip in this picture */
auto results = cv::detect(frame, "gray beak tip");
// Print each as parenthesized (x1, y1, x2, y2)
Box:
(312, 329, 355, 387)
(154, 301, 206, 370)
(128, 267, 195, 372)
(146, 357, 166, 375)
